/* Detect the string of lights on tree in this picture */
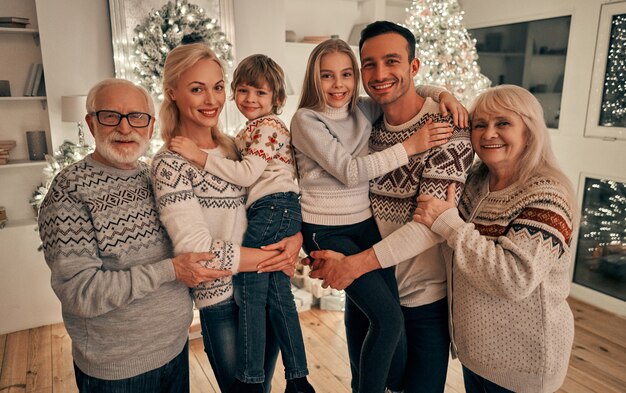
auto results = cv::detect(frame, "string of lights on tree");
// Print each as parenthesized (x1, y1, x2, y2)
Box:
(599, 13, 626, 127)
(404, 0, 491, 106)
(132, 0, 234, 101)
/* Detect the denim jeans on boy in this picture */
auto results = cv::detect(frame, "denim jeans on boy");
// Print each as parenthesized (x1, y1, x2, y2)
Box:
(302, 217, 406, 393)
(73, 343, 189, 393)
(233, 192, 308, 383)
(200, 298, 279, 392)
(463, 366, 515, 393)
(401, 297, 450, 393)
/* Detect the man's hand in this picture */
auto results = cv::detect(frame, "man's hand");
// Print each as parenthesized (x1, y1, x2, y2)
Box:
(438, 91, 469, 129)
(308, 249, 379, 290)
(258, 232, 303, 273)
(413, 183, 457, 228)
(172, 252, 232, 287)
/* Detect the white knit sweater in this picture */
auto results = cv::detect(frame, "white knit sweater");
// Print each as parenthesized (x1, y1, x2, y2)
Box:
(152, 147, 247, 309)
(433, 172, 574, 393)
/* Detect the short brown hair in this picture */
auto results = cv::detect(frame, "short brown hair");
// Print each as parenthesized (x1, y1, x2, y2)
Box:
(231, 54, 287, 115)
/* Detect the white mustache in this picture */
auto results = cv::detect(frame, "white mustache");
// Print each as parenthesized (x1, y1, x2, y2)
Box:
(107, 132, 141, 144)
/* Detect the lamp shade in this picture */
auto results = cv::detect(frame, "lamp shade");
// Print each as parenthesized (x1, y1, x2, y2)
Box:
(61, 95, 87, 122)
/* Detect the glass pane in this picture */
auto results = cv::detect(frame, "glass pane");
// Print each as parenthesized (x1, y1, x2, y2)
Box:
(599, 13, 626, 127)
(469, 16, 571, 128)
(573, 177, 626, 301)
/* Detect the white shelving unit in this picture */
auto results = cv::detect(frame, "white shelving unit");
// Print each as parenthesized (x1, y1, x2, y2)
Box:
(0, 0, 50, 227)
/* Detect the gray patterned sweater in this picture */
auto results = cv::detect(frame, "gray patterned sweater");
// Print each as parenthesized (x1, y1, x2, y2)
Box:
(38, 155, 192, 380)
(152, 147, 246, 309)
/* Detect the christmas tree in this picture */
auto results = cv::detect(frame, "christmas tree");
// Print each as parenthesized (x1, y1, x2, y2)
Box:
(599, 13, 626, 127)
(404, 0, 491, 106)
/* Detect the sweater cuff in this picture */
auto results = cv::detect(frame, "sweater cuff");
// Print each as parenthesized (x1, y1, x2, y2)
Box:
(160, 258, 178, 283)
(391, 142, 410, 166)
(372, 241, 397, 269)
(431, 208, 465, 240)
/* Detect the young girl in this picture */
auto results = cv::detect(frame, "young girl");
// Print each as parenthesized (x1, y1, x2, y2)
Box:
(170, 54, 313, 393)
(290, 38, 461, 393)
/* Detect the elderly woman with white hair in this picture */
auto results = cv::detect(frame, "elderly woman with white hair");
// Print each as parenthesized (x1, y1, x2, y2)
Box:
(413, 84, 576, 393)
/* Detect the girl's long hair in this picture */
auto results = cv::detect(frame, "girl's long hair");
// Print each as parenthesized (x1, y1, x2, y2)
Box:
(298, 38, 360, 112)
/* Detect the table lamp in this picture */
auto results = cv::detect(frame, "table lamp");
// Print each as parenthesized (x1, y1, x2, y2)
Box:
(61, 95, 88, 146)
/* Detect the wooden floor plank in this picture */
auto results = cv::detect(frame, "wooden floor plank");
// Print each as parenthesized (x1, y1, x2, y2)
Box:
(568, 297, 626, 346)
(50, 324, 76, 393)
(1, 299, 624, 393)
(0, 329, 29, 393)
(26, 325, 52, 393)
(0, 333, 6, 378)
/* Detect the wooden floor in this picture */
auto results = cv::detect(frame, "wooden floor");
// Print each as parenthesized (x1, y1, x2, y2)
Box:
(1, 297, 624, 393)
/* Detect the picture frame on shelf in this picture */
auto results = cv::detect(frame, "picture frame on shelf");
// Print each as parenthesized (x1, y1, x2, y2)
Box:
(584, 1, 626, 140)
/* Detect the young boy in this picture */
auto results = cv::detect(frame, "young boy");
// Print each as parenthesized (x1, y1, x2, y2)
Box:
(170, 54, 313, 393)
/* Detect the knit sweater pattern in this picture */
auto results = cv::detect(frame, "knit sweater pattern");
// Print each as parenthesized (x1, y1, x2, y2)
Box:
(38, 155, 192, 380)
(291, 99, 408, 226)
(204, 114, 299, 208)
(152, 147, 246, 309)
(370, 98, 473, 306)
(431, 173, 574, 393)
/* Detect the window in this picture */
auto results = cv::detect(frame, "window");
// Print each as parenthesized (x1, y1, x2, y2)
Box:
(469, 16, 571, 129)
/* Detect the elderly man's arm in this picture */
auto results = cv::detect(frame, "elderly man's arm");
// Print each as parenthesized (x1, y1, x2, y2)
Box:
(38, 175, 227, 319)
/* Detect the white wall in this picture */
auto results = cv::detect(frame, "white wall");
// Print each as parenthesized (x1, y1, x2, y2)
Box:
(35, 0, 114, 149)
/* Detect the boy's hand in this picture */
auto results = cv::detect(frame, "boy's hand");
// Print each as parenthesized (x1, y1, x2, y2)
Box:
(402, 119, 452, 156)
(170, 136, 207, 169)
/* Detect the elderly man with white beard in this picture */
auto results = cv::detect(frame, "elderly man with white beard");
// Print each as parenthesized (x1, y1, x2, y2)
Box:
(37, 78, 230, 393)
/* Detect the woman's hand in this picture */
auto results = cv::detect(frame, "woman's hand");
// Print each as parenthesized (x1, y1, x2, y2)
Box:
(257, 232, 303, 273)
(438, 92, 469, 129)
(413, 183, 457, 228)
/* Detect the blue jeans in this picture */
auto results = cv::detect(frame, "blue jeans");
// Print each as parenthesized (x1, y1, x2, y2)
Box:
(463, 366, 515, 393)
(402, 297, 450, 393)
(200, 298, 279, 392)
(234, 191, 307, 383)
(73, 343, 189, 393)
(302, 217, 406, 393)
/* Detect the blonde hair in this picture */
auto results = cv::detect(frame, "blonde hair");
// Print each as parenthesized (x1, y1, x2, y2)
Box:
(298, 39, 360, 112)
(470, 84, 576, 209)
(231, 54, 287, 115)
(160, 43, 237, 159)
(86, 78, 154, 115)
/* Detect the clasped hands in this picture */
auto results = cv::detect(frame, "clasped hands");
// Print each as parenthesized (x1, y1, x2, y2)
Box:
(303, 184, 457, 290)
(173, 232, 303, 288)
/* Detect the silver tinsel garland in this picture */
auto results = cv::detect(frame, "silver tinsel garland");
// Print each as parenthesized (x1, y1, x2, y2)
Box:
(132, 0, 234, 100)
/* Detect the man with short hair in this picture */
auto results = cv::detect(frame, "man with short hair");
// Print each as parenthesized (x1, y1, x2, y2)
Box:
(310, 21, 473, 393)
(38, 78, 230, 392)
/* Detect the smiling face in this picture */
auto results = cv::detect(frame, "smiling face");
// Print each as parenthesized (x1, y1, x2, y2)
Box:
(168, 58, 225, 133)
(319, 51, 356, 109)
(360, 32, 419, 106)
(234, 81, 274, 120)
(471, 108, 529, 178)
(86, 84, 153, 170)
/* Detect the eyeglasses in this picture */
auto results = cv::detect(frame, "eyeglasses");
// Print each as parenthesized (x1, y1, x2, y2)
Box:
(91, 110, 152, 128)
